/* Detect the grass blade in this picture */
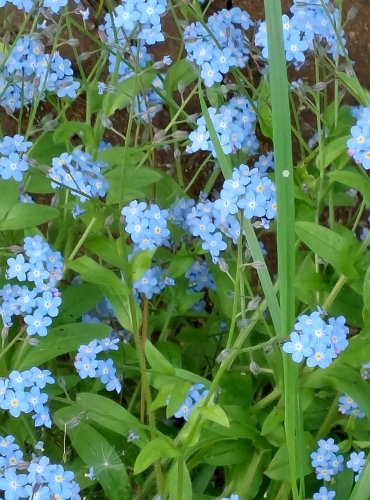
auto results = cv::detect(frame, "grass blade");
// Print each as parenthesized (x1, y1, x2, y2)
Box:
(263, 1, 302, 498)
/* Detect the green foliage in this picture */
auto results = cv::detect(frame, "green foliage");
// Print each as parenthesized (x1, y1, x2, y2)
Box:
(0, 203, 59, 230)
(67, 256, 141, 331)
(15, 323, 111, 371)
(1, 1, 370, 499)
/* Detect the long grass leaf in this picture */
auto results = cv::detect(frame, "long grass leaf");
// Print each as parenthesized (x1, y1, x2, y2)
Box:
(263, 1, 302, 498)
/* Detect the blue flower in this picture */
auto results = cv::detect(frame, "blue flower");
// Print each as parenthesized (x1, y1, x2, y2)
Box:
(24, 310, 52, 337)
(313, 487, 336, 500)
(0, 468, 28, 500)
(1, 390, 30, 417)
(338, 394, 365, 419)
(6, 254, 30, 281)
(56, 77, 80, 99)
(283, 311, 349, 368)
(201, 231, 227, 263)
(282, 331, 313, 362)
(74, 355, 99, 379)
(0, 152, 28, 182)
(174, 396, 194, 420)
(347, 451, 366, 480)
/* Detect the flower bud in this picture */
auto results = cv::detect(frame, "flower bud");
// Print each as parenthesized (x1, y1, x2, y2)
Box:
(216, 349, 229, 364)
(347, 7, 358, 21)
(249, 361, 260, 375)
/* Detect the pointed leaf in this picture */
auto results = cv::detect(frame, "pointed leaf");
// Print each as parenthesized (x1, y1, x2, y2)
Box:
(295, 221, 358, 277)
(134, 437, 180, 474)
(67, 256, 141, 331)
(15, 323, 111, 371)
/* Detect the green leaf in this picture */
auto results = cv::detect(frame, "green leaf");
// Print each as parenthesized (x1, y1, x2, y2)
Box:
(335, 331, 370, 367)
(304, 363, 370, 420)
(197, 405, 229, 428)
(168, 459, 192, 500)
(131, 249, 155, 282)
(166, 382, 192, 418)
(202, 439, 251, 466)
(198, 79, 232, 178)
(85, 236, 124, 269)
(0, 180, 19, 220)
(26, 168, 56, 194)
(30, 132, 65, 165)
(165, 59, 197, 92)
(333, 468, 354, 500)
(105, 165, 162, 205)
(335, 71, 370, 106)
(55, 284, 102, 325)
(145, 339, 175, 375)
(54, 409, 131, 500)
(363, 268, 370, 328)
(97, 146, 144, 166)
(257, 77, 273, 138)
(67, 256, 140, 331)
(317, 136, 348, 168)
(102, 72, 155, 117)
(0, 203, 59, 230)
(264, 432, 313, 480)
(329, 169, 370, 206)
(15, 323, 111, 371)
(53, 121, 97, 149)
(134, 437, 180, 474)
(295, 221, 358, 277)
(76, 393, 148, 446)
(167, 250, 193, 278)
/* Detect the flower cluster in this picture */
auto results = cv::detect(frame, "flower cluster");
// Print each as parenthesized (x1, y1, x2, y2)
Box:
(184, 8, 253, 87)
(254, 152, 275, 174)
(311, 438, 344, 482)
(185, 164, 276, 262)
(168, 198, 195, 230)
(185, 260, 216, 292)
(1, 0, 80, 14)
(48, 149, 109, 204)
(105, 0, 167, 47)
(100, 19, 166, 121)
(0, 134, 32, 182)
(0, 435, 80, 499)
(187, 95, 258, 158)
(133, 266, 174, 300)
(101, 19, 152, 81)
(256, 0, 346, 66)
(74, 338, 122, 393)
(338, 394, 365, 419)
(0, 36, 80, 112)
(282, 311, 349, 368)
(311, 438, 368, 496)
(347, 107, 370, 170)
(122, 200, 170, 251)
(1, 235, 63, 337)
(174, 384, 208, 421)
(0, 368, 54, 427)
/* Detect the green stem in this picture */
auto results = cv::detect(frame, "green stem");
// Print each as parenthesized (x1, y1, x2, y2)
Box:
(67, 217, 97, 263)
(315, 398, 339, 439)
(0, 328, 25, 364)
